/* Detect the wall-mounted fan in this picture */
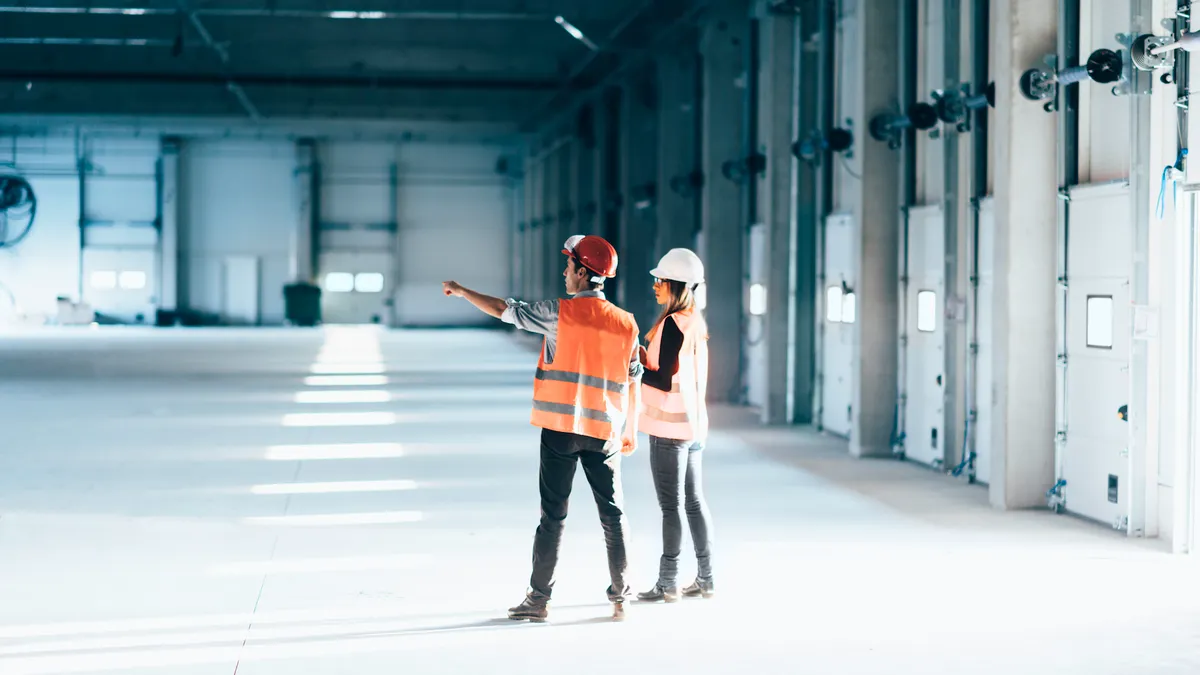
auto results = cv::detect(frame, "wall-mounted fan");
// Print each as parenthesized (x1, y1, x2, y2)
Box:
(0, 174, 36, 249)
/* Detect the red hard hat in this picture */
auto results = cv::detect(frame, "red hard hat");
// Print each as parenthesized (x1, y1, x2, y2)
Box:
(562, 234, 618, 278)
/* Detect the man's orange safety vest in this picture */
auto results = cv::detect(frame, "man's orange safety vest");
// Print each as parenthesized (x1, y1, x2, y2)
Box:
(530, 296, 640, 443)
(639, 308, 709, 442)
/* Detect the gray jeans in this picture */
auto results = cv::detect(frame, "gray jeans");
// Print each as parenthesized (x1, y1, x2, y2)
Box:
(648, 435, 713, 587)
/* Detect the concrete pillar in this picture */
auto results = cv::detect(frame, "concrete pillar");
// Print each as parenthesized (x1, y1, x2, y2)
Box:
(989, 0, 1057, 508)
(158, 137, 181, 314)
(294, 139, 318, 284)
(620, 74, 661, 332)
(577, 107, 600, 237)
(543, 142, 560, 299)
(758, 9, 800, 424)
(600, 87, 624, 296)
(700, 0, 748, 403)
(521, 153, 534, 299)
(657, 43, 701, 257)
(847, 0, 902, 457)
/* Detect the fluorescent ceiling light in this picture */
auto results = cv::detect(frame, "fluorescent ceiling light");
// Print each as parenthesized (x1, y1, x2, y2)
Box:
(250, 480, 417, 495)
(294, 390, 391, 404)
(327, 10, 357, 19)
(309, 362, 386, 374)
(304, 375, 389, 386)
(281, 412, 396, 427)
(211, 554, 429, 576)
(244, 511, 423, 526)
(554, 14, 598, 51)
(265, 442, 404, 460)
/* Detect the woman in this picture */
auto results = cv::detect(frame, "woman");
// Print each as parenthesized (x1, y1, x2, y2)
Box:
(636, 248, 715, 603)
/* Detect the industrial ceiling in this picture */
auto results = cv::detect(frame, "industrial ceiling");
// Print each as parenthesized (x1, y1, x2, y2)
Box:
(0, 0, 701, 127)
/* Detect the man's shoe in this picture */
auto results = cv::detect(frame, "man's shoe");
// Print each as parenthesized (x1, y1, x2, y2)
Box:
(681, 578, 714, 599)
(636, 584, 680, 603)
(508, 595, 549, 622)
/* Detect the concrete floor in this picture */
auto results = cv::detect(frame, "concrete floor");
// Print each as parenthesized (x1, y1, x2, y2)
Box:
(0, 325, 1196, 675)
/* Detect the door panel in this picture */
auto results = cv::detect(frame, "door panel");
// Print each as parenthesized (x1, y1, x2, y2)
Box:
(904, 205, 946, 467)
(1061, 182, 1132, 525)
(821, 212, 855, 436)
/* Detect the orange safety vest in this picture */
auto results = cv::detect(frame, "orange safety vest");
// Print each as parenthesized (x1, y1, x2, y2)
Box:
(530, 296, 639, 443)
(639, 308, 709, 442)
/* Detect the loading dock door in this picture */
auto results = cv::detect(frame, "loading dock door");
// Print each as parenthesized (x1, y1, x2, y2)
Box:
(319, 250, 394, 325)
(904, 205, 946, 467)
(821, 212, 855, 436)
(1061, 182, 1132, 525)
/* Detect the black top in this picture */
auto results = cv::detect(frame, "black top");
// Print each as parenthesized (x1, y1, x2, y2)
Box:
(643, 316, 684, 392)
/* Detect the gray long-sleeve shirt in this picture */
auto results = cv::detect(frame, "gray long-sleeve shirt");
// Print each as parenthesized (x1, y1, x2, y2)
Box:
(501, 290, 644, 380)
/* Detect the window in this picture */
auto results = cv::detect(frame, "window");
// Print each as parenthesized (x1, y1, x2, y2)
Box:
(917, 291, 937, 332)
(354, 273, 385, 293)
(749, 283, 767, 316)
(119, 271, 147, 290)
(842, 292, 856, 324)
(1086, 296, 1114, 349)
(90, 271, 117, 290)
(324, 273, 354, 293)
(826, 286, 844, 322)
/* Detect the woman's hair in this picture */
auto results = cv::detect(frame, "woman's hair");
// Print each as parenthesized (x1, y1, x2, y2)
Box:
(649, 279, 698, 339)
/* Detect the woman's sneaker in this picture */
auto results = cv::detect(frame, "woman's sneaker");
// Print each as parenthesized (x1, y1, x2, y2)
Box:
(636, 584, 680, 603)
(681, 578, 714, 599)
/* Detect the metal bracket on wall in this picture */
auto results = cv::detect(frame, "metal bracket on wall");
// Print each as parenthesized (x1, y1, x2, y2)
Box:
(720, 153, 766, 184)
(868, 103, 938, 150)
(631, 182, 657, 211)
(931, 82, 996, 133)
(668, 170, 704, 198)
(1019, 48, 1125, 111)
(792, 125, 854, 164)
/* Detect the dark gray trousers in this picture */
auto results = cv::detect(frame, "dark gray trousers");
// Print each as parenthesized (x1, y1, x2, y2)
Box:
(529, 429, 629, 602)
(648, 435, 714, 587)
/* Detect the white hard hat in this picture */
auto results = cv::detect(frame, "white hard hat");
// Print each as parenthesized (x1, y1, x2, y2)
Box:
(650, 248, 705, 285)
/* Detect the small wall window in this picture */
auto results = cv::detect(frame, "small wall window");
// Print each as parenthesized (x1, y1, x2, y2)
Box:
(1086, 295, 1114, 349)
(917, 290, 937, 333)
(90, 271, 117, 290)
(354, 273, 385, 293)
(324, 273, 355, 293)
(119, 271, 147, 290)
(749, 283, 767, 316)
(842, 292, 856, 324)
(826, 286, 844, 322)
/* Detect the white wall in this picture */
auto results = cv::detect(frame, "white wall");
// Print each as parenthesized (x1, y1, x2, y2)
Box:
(0, 136, 81, 321)
(181, 139, 299, 325)
(393, 143, 513, 326)
(1, 128, 522, 327)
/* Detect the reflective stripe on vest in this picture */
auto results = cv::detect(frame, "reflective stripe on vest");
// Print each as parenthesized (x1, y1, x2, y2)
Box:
(530, 297, 639, 442)
(639, 308, 709, 441)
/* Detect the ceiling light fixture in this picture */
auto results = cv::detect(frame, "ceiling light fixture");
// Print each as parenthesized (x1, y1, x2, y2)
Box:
(555, 15, 598, 51)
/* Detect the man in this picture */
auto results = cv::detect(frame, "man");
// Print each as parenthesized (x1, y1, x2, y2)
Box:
(442, 234, 642, 622)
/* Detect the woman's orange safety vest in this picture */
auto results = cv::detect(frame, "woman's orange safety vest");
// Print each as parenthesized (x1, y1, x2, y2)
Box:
(530, 297, 640, 443)
(639, 308, 709, 442)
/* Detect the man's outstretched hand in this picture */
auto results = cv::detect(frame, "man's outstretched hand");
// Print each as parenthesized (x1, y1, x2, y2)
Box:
(442, 281, 465, 298)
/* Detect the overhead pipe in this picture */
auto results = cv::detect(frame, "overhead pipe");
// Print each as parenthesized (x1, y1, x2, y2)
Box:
(1019, 47, 1123, 112)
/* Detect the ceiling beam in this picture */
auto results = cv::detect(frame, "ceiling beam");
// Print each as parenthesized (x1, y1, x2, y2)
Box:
(0, 5, 550, 21)
(175, 0, 259, 120)
(0, 70, 565, 91)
